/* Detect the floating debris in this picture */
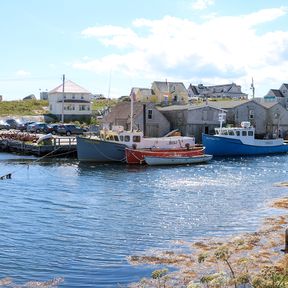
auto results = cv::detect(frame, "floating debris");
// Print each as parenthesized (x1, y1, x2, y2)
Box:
(0, 277, 64, 288)
(23, 277, 64, 288)
(0, 277, 12, 286)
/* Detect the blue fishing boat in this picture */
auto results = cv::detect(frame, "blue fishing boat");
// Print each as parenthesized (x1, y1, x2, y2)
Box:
(202, 114, 288, 156)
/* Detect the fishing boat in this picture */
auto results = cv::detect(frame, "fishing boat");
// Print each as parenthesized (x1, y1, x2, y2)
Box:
(125, 146, 204, 164)
(77, 126, 196, 162)
(144, 154, 213, 166)
(202, 113, 288, 156)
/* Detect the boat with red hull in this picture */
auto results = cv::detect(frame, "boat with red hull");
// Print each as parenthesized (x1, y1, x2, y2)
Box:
(125, 146, 205, 164)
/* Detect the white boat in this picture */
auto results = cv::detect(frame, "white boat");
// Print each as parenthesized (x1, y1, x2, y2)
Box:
(144, 154, 213, 166)
(77, 126, 196, 162)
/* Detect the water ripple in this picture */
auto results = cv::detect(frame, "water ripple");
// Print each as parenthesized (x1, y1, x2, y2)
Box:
(0, 153, 288, 286)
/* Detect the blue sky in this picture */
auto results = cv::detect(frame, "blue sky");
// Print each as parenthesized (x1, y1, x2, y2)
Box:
(1, 0, 288, 100)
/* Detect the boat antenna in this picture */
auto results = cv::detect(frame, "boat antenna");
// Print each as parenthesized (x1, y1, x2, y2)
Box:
(107, 69, 111, 99)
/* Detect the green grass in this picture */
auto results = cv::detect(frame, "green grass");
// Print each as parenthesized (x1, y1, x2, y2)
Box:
(0, 99, 119, 117)
(91, 99, 118, 110)
(0, 100, 49, 116)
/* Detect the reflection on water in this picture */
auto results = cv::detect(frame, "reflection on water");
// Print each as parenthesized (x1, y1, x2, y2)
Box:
(0, 152, 288, 287)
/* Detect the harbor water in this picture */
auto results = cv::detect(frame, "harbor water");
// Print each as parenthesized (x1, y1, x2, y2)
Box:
(1, 152, 288, 287)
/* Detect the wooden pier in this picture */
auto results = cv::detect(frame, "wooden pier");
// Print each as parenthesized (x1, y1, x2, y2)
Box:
(0, 136, 77, 157)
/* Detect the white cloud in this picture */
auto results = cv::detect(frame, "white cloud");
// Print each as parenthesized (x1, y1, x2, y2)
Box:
(74, 7, 288, 97)
(190, 0, 215, 10)
(16, 70, 31, 77)
(81, 25, 138, 48)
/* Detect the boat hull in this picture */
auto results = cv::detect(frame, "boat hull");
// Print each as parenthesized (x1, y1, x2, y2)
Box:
(202, 133, 288, 156)
(144, 154, 213, 166)
(76, 136, 127, 162)
(125, 146, 204, 164)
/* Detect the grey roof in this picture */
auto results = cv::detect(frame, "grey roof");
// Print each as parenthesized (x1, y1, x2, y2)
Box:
(205, 100, 250, 109)
(266, 89, 284, 97)
(189, 85, 199, 95)
(153, 81, 187, 93)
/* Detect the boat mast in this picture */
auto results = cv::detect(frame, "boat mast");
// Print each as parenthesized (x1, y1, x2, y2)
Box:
(130, 90, 135, 132)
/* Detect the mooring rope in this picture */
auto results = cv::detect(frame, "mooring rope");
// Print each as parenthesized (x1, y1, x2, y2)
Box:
(0, 146, 64, 180)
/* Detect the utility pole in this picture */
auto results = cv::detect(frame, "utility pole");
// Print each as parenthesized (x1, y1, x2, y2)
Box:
(61, 74, 65, 123)
(250, 77, 255, 99)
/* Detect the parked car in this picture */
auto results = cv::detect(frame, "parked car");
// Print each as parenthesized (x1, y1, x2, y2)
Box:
(0, 121, 10, 130)
(27, 122, 49, 133)
(57, 124, 87, 136)
(46, 124, 61, 135)
(5, 119, 20, 129)
(18, 121, 35, 132)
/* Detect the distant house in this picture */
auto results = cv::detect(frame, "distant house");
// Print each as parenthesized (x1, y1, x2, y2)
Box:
(265, 83, 288, 109)
(91, 94, 106, 100)
(23, 94, 36, 101)
(151, 81, 189, 105)
(188, 83, 248, 100)
(101, 102, 171, 137)
(130, 88, 153, 103)
(48, 80, 92, 122)
(40, 91, 48, 100)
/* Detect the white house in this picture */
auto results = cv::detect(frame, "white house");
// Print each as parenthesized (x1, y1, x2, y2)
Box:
(48, 80, 92, 121)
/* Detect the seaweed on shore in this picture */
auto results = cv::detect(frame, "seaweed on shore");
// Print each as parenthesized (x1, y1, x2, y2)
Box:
(128, 194, 288, 288)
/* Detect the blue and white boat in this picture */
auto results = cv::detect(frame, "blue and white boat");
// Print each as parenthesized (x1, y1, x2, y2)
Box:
(202, 114, 288, 156)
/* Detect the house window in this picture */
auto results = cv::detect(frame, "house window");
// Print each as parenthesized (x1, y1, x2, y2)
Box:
(72, 94, 75, 100)
(249, 109, 254, 119)
(148, 109, 153, 119)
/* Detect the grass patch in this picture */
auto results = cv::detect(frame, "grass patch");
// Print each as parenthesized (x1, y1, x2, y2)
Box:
(0, 100, 48, 116)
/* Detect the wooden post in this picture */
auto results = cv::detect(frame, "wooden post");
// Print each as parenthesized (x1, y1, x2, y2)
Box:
(281, 229, 288, 253)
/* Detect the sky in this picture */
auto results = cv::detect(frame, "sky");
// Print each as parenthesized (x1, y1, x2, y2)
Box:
(1, 0, 288, 100)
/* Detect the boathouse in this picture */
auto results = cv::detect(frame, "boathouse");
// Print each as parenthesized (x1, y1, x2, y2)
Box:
(101, 102, 171, 137)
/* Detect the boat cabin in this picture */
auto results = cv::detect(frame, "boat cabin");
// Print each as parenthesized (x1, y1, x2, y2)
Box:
(99, 125, 195, 149)
(100, 126, 143, 146)
(215, 122, 255, 139)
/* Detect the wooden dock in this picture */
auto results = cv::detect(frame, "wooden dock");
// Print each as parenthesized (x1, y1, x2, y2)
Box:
(0, 136, 77, 157)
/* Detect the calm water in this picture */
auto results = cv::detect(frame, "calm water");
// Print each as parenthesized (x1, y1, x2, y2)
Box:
(0, 152, 288, 287)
